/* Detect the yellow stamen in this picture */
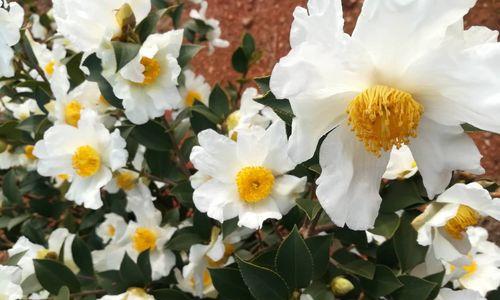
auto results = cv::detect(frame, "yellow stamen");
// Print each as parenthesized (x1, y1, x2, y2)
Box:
(64, 100, 83, 126)
(140, 57, 160, 85)
(185, 90, 203, 107)
(44, 60, 56, 76)
(347, 85, 423, 156)
(116, 171, 136, 191)
(24, 145, 36, 160)
(236, 166, 275, 203)
(462, 260, 478, 277)
(190, 270, 213, 288)
(444, 205, 481, 239)
(132, 227, 157, 252)
(72, 145, 101, 177)
(127, 287, 148, 297)
(58, 174, 70, 181)
(107, 225, 116, 237)
(36, 249, 58, 260)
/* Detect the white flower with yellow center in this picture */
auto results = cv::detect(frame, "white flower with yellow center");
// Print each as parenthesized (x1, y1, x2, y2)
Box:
(8, 228, 78, 281)
(0, 146, 28, 170)
(96, 213, 128, 244)
(30, 14, 48, 40)
(190, 120, 307, 229)
(28, 32, 67, 84)
(0, 265, 23, 300)
(189, 1, 229, 54)
(105, 30, 184, 124)
(412, 183, 500, 261)
(179, 70, 211, 109)
(270, 0, 500, 230)
(4, 99, 42, 121)
(0, 1, 24, 78)
(383, 145, 418, 180)
(52, 0, 151, 53)
(33, 109, 128, 209)
(436, 288, 485, 300)
(98, 288, 155, 300)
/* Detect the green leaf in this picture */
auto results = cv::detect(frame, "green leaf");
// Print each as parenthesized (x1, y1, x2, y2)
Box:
(178, 44, 203, 68)
(65, 52, 85, 89)
(54, 286, 70, 300)
(165, 227, 204, 251)
(71, 237, 94, 275)
(461, 123, 483, 132)
(305, 235, 332, 279)
(170, 181, 194, 207)
(222, 217, 239, 239)
(424, 271, 445, 300)
(33, 85, 51, 114)
(209, 267, 254, 300)
(232, 47, 249, 74)
(112, 41, 141, 72)
(237, 257, 289, 300)
(135, 12, 159, 43)
(275, 226, 313, 289)
(164, 3, 184, 28)
(190, 103, 221, 134)
(33, 259, 81, 294)
(254, 92, 294, 125)
(137, 250, 152, 283)
(4, 250, 27, 266)
(119, 253, 146, 287)
(303, 281, 335, 300)
(360, 265, 403, 298)
(7, 214, 30, 231)
(97, 271, 127, 294)
(296, 198, 322, 220)
(209, 84, 230, 118)
(151, 288, 191, 300)
(3, 169, 22, 203)
(242, 33, 256, 58)
(380, 180, 426, 213)
(131, 121, 172, 151)
(393, 212, 428, 272)
(254, 76, 270, 94)
(369, 212, 401, 238)
(391, 275, 436, 300)
(332, 249, 375, 279)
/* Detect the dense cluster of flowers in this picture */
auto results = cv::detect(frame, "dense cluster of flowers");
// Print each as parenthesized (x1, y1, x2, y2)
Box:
(0, 0, 498, 299)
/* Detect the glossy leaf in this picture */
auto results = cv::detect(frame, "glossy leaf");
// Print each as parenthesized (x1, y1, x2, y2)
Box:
(33, 259, 81, 294)
(237, 257, 289, 300)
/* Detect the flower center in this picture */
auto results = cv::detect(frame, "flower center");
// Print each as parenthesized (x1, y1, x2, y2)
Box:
(444, 205, 481, 239)
(72, 145, 101, 177)
(44, 60, 56, 76)
(107, 225, 116, 237)
(185, 90, 203, 107)
(116, 171, 136, 191)
(140, 57, 160, 85)
(347, 85, 423, 156)
(127, 288, 148, 297)
(24, 145, 36, 160)
(64, 100, 83, 126)
(36, 249, 58, 260)
(58, 174, 70, 181)
(236, 166, 275, 203)
(462, 260, 478, 277)
(190, 270, 213, 288)
(132, 227, 158, 252)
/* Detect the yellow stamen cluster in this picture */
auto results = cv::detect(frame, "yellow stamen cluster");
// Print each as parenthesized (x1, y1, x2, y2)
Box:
(107, 225, 116, 237)
(140, 57, 160, 85)
(36, 249, 58, 260)
(24, 145, 36, 160)
(185, 90, 203, 107)
(44, 60, 56, 76)
(72, 145, 101, 177)
(236, 166, 275, 203)
(116, 171, 136, 191)
(132, 227, 158, 252)
(64, 100, 83, 127)
(444, 205, 481, 239)
(347, 85, 423, 156)
(462, 260, 478, 277)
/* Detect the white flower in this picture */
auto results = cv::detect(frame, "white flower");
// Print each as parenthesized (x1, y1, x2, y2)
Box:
(0, 265, 23, 300)
(412, 182, 500, 261)
(270, 0, 499, 230)
(96, 213, 128, 244)
(227, 88, 280, 138)
(436, 288, 485, 300)
(189, 1, 229, 54)
(0, 146, 28, 170)
(179, 69, 211, 109)
(8, 229, 78, 281)
(190, 120, 307, 229)
(0, 2, 24, 78)
(33, 109, 128, 209)
(28, 33, 68, 84)
(30, 14, 48, 40)
(52, 0, 151, 53)
(105, 30, 183, 124)
(4, 99, 42, 121)
(98, 288, 154, 300)
(382, 145, 418, 180)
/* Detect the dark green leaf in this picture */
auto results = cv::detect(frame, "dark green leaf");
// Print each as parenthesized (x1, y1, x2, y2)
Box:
(33, 259, 81, 294)
(254, 92, 294, 125)
(232, 47, 248, 74)
(462, 123, 483, 132)
(4, 250, 27, 266)
(164, 3, 184, 28)
(135, 13, 159, 43)
(3, 169, 22, 203)
(178, 44, 203, 68)
(332, 249, 375, 279)
(393, 212, 428, 272)
(380, 180, 426, 213)
(33, 85, 51, 114)
(305, 235, 332, 279)
(254, 76, 270, 94)
(54, 286, 70, 300)
(165, 227, 204, 251)
(131, 121, 172, 151)
(170, 181, 194, 207)
(209, 84, 230, 118)
(97, 271, 127, 294)
(242, 33, 256, 58)
(151, 288, 191, 300)
(137, 250, 152, 283)
(209, 267, 254, 300)
(7, 214, 30, 231)
(71, 237, 94, 275)
(391, 275, 436, 300)
(369, 212, 401, 238)
(360, 265, 403, 298)
(119, 253, 145, 287)
(424, 271, 445, 300)
(112, 41, 141, 72)
(275, 226, 313, 289)
(296, 198, 322, 220)
(237, 257, 289, 300)
(65, 52, 85, 88)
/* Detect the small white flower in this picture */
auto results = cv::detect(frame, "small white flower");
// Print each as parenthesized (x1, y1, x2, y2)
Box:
(95, 213, 128, 244)
(98, 288, 155, 300)
(179, 69, 211, 109)
(383, 145, 418, 180)
(189, 1, 229, 54)
(0, 2, 24, 77)
(412, 182, 500, 261)
(190, 120, 307, 229)
(436, 288, 485, 300)
(0, 146, 28, 170)
(52, 0, 151, 53)
(33, 109, 128, 209)
(0, 265, 23, 300)
(105, 30, 184, 124)
(3, 98, 42, 121)
(28, 33, 68, 85)
(30, 14, 48, 40)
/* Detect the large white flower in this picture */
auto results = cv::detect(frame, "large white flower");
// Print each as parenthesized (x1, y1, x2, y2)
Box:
(190, 120, 307, 229)
(412, 182, 500, 261)
(0, 265, 23, 300)
(0, 2, 24, 78)
(189, 1, 229, 54)
(382, 145, 418, 180)
(98, 288, 154, 300)
(52, 0, 151, 53)
(105, 30, 183, 124)
(436, 288, 485, 300)
(270, 0, 500, 230)
(33, 109, 128, 209)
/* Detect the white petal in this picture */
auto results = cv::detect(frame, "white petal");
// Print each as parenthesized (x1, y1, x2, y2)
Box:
(237, 198, 282, 230)
(66, 167, 112, 209)
(432, 227, 471, 261)
(193, 179, 239, 223)
(271, 175, 306, 214)
(436, 288, 485, 300)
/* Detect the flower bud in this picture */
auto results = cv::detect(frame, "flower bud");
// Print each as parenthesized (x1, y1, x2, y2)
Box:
(330, 276, 354, 296)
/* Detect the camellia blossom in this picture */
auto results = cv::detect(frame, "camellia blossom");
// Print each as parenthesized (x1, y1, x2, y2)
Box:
(189, 1, 229, 54)
(178, 69, 211, 109)
(104, 30, 184, 124)
(412, 182, 500, 261)
(98, 288, 155, 300)
(382, 145, 418, 180)
(0, 1, 24, 78)
(0, 265, 23, 300)
(33, 109, 128, 209)
(270, 0, 500, 230)
(190, 120, 307, 229)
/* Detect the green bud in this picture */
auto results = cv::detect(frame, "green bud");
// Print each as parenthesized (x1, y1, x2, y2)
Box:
(330, 276, 354, 296)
